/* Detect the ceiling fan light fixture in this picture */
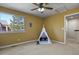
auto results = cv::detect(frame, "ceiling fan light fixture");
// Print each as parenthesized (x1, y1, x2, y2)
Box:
(37, 8, 44, 12)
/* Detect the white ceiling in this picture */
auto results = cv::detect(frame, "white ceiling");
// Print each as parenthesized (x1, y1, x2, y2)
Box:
(0, 3, 79, 18)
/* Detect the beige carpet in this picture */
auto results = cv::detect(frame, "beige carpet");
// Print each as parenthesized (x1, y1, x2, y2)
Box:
(0, 42, 79, 55)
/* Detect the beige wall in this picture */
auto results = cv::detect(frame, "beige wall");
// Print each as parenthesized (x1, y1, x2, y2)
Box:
(0, 6, 43, 46)
(44, 8, 79, 42)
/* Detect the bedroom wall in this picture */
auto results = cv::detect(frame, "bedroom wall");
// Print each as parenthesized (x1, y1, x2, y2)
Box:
(0, 6, 43, 46)
(44, 8, 79, 42)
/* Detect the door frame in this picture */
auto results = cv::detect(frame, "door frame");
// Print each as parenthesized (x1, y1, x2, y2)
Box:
(64, 12, 79, 44)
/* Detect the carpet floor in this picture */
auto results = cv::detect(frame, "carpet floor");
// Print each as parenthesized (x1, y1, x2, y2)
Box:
(0, 42, 79, 55)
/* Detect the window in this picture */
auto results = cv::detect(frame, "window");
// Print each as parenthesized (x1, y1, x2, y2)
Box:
(0, 12, 25, 33)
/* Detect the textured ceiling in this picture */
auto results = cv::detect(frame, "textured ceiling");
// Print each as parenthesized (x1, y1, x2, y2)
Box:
(0, 3, 79, 18)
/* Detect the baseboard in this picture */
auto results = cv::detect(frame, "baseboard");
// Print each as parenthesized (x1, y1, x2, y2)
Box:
(0, 40, 37, 49)
(53, 40, 65, 44)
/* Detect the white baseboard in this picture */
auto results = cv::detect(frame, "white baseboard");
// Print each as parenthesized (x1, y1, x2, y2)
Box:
(0, 40, 37, 49)
(53, 40, 65, 44)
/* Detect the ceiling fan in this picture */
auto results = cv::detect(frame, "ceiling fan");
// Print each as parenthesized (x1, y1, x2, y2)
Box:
(31, 3, 53, 13)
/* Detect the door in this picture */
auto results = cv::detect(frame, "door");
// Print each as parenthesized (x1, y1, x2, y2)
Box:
(75, 19, 79, 43)
(67, 18, 79, 43)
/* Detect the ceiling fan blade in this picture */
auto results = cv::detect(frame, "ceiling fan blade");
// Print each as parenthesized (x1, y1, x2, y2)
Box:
(44, 7, 53, 10)
(31, 8, 38, 11)
(32, 3, 39, 6)
(40, 3, 43, 6)
(39, 3, 44, 8)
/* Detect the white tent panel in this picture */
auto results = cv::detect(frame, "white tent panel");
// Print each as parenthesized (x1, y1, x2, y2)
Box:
(38, 26, 52, 44)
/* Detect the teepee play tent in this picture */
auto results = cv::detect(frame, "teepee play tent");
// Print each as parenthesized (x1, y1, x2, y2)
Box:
(38, 26, 52, 44)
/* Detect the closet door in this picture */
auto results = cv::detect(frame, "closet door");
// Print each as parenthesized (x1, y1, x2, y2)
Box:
(75, 18, 79, 43)
(67, 18, 79, 43)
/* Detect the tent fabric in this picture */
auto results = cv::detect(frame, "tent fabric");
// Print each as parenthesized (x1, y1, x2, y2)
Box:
(38, 26, 52, 44)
